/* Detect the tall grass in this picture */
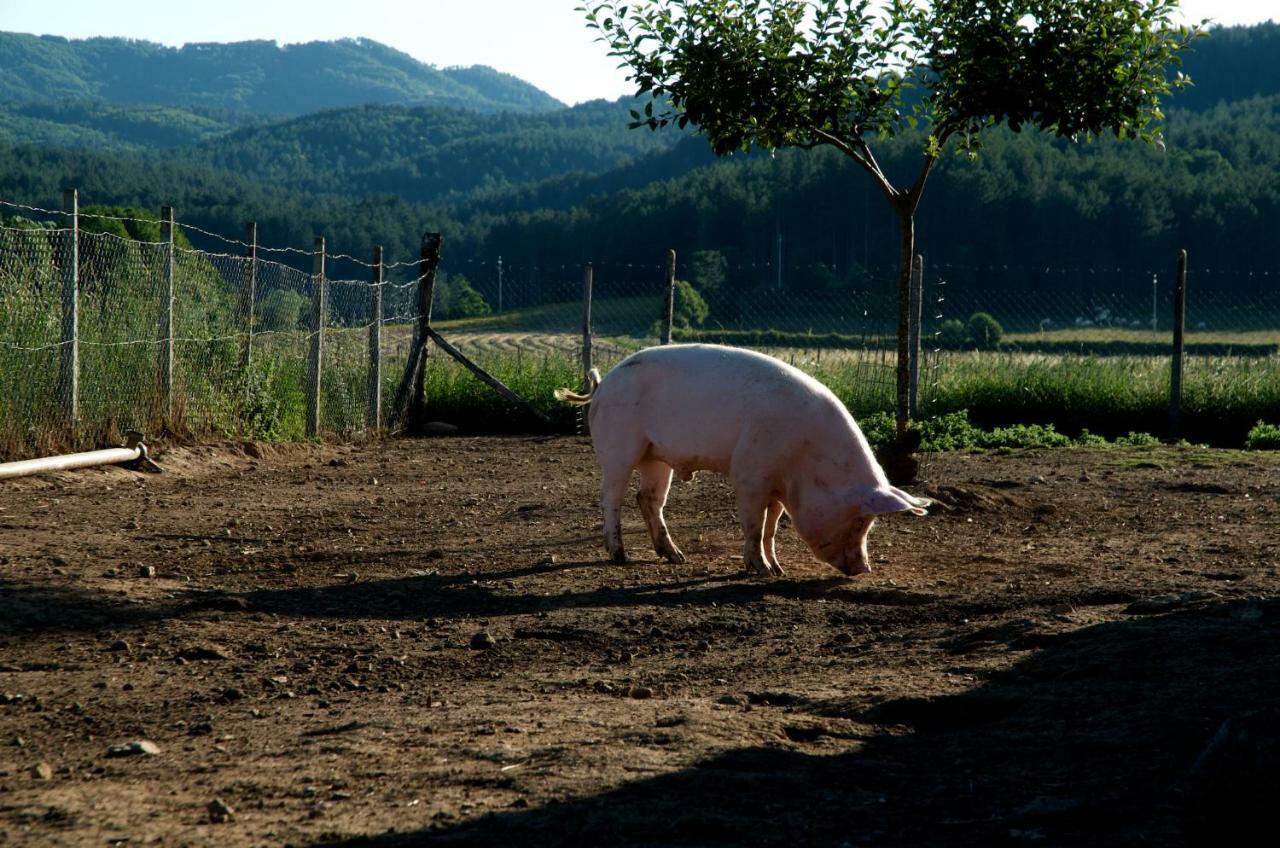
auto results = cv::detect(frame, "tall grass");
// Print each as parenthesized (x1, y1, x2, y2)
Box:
(408, 344, 1280, 448)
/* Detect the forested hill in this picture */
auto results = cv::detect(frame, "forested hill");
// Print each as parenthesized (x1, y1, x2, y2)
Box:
(0, 32, 563, 114)
(188, 99, 684, 204)
(2, 22, 1280, 290)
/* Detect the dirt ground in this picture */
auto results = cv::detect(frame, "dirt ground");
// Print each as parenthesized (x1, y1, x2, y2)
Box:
(2, 436, 1279, 847)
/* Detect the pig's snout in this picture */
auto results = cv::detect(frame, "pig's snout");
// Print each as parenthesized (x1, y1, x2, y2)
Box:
(830, 517, 875, 577)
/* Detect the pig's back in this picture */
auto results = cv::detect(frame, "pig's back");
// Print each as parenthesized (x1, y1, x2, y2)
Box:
(590, 345, 854, 472)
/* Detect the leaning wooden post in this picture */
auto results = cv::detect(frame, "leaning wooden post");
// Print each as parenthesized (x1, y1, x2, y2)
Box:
(661, 249, 676, 344)
(305, 237, 326, 439)
(159, 205, 176, 424)
(240, 222, 257, 378)
(59, 188, 80, 430)
(908, 254, 924, 419)
(1169, 249, 1188, 438)
(407, 233, 443, 431)
(582, 263, 594, 381)
(367, 245, 384, 431)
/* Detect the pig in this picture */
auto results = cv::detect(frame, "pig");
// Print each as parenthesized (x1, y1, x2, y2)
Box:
(554, 344, 930, 577)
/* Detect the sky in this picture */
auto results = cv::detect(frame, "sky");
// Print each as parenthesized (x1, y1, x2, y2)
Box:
(0, 0, 1275, 106)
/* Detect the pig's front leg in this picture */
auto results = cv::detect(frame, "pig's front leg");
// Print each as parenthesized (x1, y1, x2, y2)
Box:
(734, 484, 777, 577)
(600, 465, 632, 564)
(636, 459, 686, 564)
(762, 499, 786, 576)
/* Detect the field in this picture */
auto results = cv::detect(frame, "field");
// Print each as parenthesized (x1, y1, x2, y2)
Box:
(3, 436, 1279, 846)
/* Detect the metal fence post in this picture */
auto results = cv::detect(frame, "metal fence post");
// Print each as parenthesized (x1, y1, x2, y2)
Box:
(582, 263, 594, 381)
(367, 245, 383, 431)
(160, 205, 175, 423)
(661, 249, 676, 344)
(241, 222, 257, 378)
(908, 254, 924, 419)
(60, 188, 79, 429)
(306, 237, 326, 438)
(1170, 249, 1188, 438)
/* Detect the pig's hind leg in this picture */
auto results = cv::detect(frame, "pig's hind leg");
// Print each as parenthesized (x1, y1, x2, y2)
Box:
(599, 463, 633, 564)
(761, 499, 786, 576)
(636, 459, 686, 564)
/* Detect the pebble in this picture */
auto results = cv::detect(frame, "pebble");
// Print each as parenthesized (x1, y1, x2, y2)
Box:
(178, 645, 231, 661)
(470, 631, 497, 650)
(629, 686, 654, 700)
(207, 798, 234, 823)
(31, 762, 53, 780)
(106, 740, 160, 758)
(139, 565, 156, 578)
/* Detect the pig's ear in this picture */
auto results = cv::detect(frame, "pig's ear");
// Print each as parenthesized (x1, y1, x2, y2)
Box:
(856, 486, 930, 516)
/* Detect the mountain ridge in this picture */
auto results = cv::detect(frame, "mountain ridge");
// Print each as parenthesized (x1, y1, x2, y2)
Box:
(0, 31, 564, 114)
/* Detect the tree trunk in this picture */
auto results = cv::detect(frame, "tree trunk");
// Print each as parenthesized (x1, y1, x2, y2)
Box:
(873, 203, 922, 487)
(895, 207, 915, 436)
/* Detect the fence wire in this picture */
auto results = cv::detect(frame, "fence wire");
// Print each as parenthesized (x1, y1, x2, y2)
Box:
(4, 196, 1279, 462)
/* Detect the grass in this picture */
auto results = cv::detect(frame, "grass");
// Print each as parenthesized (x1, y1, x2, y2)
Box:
(5, 261, 1280, 457)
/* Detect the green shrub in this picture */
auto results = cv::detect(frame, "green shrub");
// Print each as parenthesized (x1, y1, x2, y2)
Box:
(448, 275, 492, 319)
(966, 312, 1004, 349)
(939, 319, 967, 347)
(663, 279, 709, 330)
(259, 289, 309, 331)
(1245, 420, 1280, 450)
(1114, 431, 1161, 446)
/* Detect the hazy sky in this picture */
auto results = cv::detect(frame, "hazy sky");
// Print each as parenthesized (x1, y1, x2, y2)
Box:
(0, 0, 1274, 105)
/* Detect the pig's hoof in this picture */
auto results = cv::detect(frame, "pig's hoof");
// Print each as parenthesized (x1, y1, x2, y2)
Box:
(661, 547, 686, 564)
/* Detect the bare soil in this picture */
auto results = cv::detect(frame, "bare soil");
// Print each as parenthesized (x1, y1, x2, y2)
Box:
(2, 437, 1279, 847)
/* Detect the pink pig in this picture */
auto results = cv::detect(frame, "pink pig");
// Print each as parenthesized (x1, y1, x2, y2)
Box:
(555, 344, 929, 577)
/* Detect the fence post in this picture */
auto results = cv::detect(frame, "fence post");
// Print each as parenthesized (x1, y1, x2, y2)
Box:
(241, 222, 257, 378)
(159, 205, 176, 424)
(59, 188, 79, 430)
(410, 233, 443, 427)
(306, 237, 326, 439)
(1169, 249, 1188, 438)
(661, 249, 676, 344)
(367, 245, 383, 431)
(582, 263, 594, 381)
(908, 254, 924, 418)
(497, 255, 503, 313)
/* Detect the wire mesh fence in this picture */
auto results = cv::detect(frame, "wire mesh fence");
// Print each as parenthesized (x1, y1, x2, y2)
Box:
(3, 192, 1278, 462)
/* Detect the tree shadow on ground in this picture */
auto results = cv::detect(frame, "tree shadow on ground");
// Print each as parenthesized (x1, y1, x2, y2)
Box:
(315, 598, 1280, 848)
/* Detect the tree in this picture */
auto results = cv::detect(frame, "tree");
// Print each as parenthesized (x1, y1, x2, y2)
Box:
(689, 248, 728, 291)
(584, 0, 1200, 433)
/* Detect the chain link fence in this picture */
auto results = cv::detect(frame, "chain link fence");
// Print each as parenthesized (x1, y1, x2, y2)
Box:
(3, 193, 1278, 461)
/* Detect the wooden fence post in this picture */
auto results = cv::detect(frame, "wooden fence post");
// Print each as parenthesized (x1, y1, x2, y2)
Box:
(389, 232, 442, 432)
(367, 245, 383, 431)
(582, 263, 594, 381)
(661, 249, 676, 344)
(159, 205, 176, 424)
(1169, 249, 1188, 438)
(241, 222, 257, 377)
(305, 237, 326, 439)
(60, 188, 79, 429)
(908, 254, 924, 419)
(408, 233, 442, 429)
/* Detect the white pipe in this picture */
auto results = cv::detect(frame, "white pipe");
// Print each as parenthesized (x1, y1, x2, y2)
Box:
(0, 432, 158, 480)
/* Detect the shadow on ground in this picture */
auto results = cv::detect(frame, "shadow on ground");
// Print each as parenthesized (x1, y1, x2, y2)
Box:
(313, 599, 1280, 847)
(3, 568, 1034, 638)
